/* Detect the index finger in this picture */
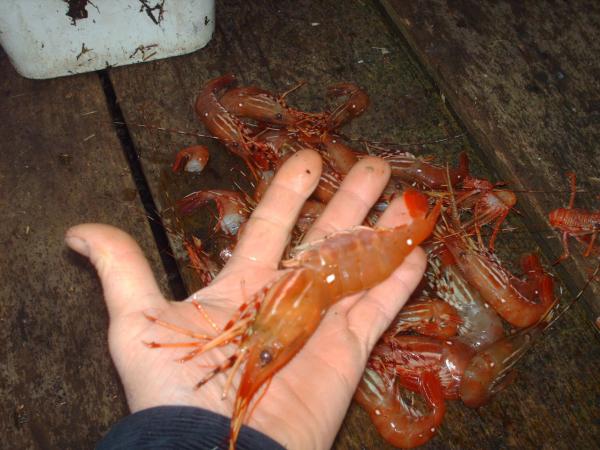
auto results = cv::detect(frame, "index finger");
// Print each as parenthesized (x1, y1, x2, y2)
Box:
(302, 156, 391, 244)
(223, 150, 322, 272)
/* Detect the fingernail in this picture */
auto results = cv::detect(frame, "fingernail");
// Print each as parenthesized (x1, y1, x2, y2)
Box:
(65, 235, 90, 257)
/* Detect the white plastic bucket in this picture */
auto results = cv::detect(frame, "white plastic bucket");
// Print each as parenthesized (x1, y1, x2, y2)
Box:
(0, 0, 215, 79)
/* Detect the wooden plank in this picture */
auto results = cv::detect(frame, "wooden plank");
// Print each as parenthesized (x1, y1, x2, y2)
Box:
(381, 0, 600, 319)
(377, 0, 600, 447)
(0, 51, 171, 448)
(107, 0, 471, 292)
(108, 0, 599, 449)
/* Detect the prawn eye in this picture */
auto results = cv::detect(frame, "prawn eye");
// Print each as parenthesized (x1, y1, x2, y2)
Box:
(259, 349, 273, 366)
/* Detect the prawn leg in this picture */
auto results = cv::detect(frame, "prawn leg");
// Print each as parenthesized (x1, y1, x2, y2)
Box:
(583, 229, 598, 257)
(554, 231, 572, 265)
(143, 313, 212, 341)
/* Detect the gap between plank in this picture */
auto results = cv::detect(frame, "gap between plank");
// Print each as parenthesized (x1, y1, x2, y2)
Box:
(97, 70, 188, 301)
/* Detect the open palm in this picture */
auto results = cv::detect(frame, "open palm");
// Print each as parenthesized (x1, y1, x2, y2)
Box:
(66, 150, 426, 450)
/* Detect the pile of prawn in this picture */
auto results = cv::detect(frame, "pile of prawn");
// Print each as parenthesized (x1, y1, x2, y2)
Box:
(148, 74, 599, 449)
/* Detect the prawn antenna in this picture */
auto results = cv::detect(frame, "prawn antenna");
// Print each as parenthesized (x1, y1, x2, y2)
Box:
(545, 261, 600, 331)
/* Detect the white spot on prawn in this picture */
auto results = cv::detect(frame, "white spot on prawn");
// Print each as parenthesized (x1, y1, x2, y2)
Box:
(185, 159, 206, 173)
(238, 102, 243, 107)
(490, 362, 495, 368)
(326, 274, 336, 283)
(222, 214, 244, 236)
(430, 427, 435, 432)
(406, 238, 413, 246)
(500, 298, 506, 303)
(204, 112, 209, 117)
(446, 340, 453, 345)
(352, 104, 356, 109)
(375, 409, 381, 415)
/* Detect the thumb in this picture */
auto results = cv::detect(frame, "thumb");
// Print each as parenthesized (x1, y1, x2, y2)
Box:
(65, 223, 167, 320)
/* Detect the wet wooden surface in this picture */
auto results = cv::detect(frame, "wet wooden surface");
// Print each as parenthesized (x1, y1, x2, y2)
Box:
(1, 0, 599, 448)
(381, 0, 600, 318)
(108, 0, 600, 449)
(0, 51, 170, 448)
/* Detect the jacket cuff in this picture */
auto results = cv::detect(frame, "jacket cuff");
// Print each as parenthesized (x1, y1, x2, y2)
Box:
(96, 405, 285, 450)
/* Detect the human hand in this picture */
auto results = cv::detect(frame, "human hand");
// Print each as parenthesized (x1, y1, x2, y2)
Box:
(65, 150, 427, 450)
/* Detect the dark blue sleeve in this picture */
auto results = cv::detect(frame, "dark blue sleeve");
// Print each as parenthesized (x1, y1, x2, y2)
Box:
(96, 406, 285, 450)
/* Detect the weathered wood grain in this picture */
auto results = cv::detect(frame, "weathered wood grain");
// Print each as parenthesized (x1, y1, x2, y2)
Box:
(381, 0, 600, 319)
(107, 0, 599, 449)
(0, 51, 171, 448)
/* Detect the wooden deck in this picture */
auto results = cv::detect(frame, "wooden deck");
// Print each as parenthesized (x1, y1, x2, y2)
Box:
(1, 1, 598, 449)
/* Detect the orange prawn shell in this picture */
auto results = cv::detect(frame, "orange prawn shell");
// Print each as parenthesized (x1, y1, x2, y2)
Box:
(230, 190, 440, 447)
(240, 269, 328, 386)
(195, 74, 246, 144)
(459, 338, 519, 408)
(230, 268, 327, 438)
(392, 298, 462, 339)
(355, 368, 446, 449)
(443, 235, 556, 328)
(219, 86, 299, 126)
(238, 190, 439, 408)
(549, 207, 600, 234)
(286, 190, 441, 298)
